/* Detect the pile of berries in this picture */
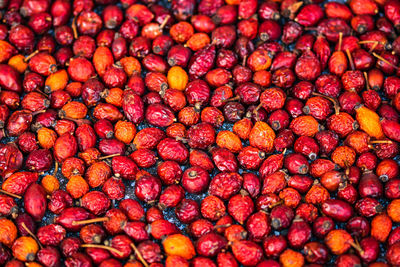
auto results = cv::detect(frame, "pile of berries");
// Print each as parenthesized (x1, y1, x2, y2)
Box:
(1, 0, 400, 266)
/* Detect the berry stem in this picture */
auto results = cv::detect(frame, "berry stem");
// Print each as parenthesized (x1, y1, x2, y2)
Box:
(21, 222, 43, 249)
(24, 50, 39, 62)
(0, 189, 22, 199)
(72, 217, 109, 226)
(345, 49, 355, 71)
(98, 153, 121, 160)
(159, 15, 170, 30)
(130, 242, 149, 267)
(372, 52, 399, 70)
(338, 32, 343, 52)
(81, 244, 124, 257)
(72, 16, 79, 39)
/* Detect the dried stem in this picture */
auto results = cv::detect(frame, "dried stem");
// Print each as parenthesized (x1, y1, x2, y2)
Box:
(72, 16, 78, 39)
(370, 140, 393, 144)
(286, 1, 303, 19)
(24, 50, 39, 62)
(58, 116, 91, 126)
(98, 153, 121, 160)
(31, 110, 47, 117)
(0, 189, 22, 199)
(372, 52, 399, 70)
(130, 242, 149, 267)
(253, 102, 263, 121)
(159, 15, 170, 30)
(214, 224, 231, 229)
(34, 88, 48, 98)
(71, 217, 109, 226)
(222, 95, 240, 103)
(269, 200, 284, 209)
(81, 244, 123, 257)
(53, 161, 59, 176)
(369, 42, 379, 53)
(242, 55, 247, 67)
(338, 32, 343, 52)
(363, 72, 370, 91)
(312, 92, 340, 115)
(345, 49, 355, 71)
(348, 240, 364, 255)
(21, 222, 43, 249)
(358, 40, 380, 45)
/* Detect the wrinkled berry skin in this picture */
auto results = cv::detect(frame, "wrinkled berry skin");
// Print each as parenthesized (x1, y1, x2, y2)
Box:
(0, 143, 23, 178)
(188, 45, 216, 79)
(196, 233, 227, 257)
(135, 175, 162, 203)
(25, 149, 53, 172)
(287, 219, 312, 249)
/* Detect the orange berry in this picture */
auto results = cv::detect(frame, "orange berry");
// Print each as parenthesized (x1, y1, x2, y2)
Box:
(279, 249, 305, 267)
(388, 199, 400, 222)
(12, 236, 39, 261)
(114, 120, 136, 144)
(371, 213, 392, 242)
(247, 49, 272, 71)
(66, 175, 89, 199)
(168, 66, 188, 91)
(25, 263, 43, 267)
(279, 187, 301, 208)
(249, 121, 276, 152)
(41, 174, 60, 194)
(325, 230, 353, 255)
(331, 145, 356, 168)
(60, 101, 88, 119)
(163, 234, 196, 260)
(290, 115, 320, 137)
(8, 54, 28, 73)
(178, 107, 200, 126)
(124, 261, 143, 267)
(103, 87, 123, 108)
(0, 218, 17, 247)
(345, 131, 370, 154)
(186, 33, 210, 51)
(216, 131, 243, 153)
(166, 255, 189, 267)
(170, 22, 194, 43)
(0, 40, 16, 63)
(355, 105, 384, 139)
(45, 69, 69, 93)
(253, 70, 272, 87)
(225, 0, 240, 3)
(166, 123, 187, 139)
(233, 118, 253, 140)
(224, 225, 247, 242)
(93, 46, 114, 77)
(86, 161, 111, 188)
(37, 127, 57, 149)
(120, 56, 141, 76)
(305, 184, 330, 204)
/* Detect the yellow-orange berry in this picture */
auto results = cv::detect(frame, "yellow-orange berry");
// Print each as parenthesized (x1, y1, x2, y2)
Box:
(66, 175, 89, 199)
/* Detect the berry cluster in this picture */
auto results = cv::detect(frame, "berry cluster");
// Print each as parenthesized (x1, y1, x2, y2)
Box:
(0, 0, 400, 266)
